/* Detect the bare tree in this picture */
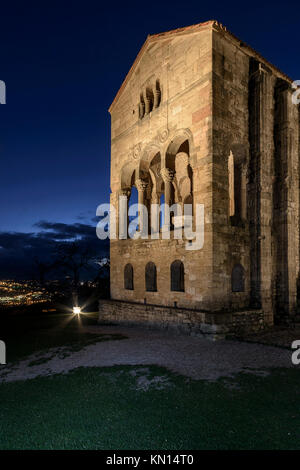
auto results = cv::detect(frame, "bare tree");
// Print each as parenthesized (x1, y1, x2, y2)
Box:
(54, 242, 95, 307)
(33, 256, 54, 287)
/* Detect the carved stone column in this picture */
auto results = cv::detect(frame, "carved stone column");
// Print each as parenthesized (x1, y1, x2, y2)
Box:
(135, 179, 148, 235)
(161, 167, 175, 230)
(150, 191, 160, 236)
(139, 100, 145, 119)
(118, 188, 131, 239)
(144, 91, 150, 115)
(153, 88, 161, 108)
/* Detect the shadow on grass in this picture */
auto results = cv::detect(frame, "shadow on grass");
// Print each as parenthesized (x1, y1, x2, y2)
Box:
(1, 311, 127, 364)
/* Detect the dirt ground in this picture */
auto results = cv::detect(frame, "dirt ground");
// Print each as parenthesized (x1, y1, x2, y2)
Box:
(0, 324, 297, 384)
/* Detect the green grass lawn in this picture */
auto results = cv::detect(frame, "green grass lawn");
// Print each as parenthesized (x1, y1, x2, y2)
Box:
(0, 310, 299, 450)
(0, 365, 299, 450)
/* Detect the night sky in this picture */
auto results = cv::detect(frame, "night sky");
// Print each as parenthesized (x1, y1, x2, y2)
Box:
(0, 0, 299, 278)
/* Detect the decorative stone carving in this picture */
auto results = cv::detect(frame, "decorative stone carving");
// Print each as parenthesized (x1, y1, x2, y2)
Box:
(159, 128, 169, 143)
(135, 178, 148, 192)
(119, 188, 131, 198)
(160, 167, 175, 182)
(128, 143, 142, 161)
(133, 143, 142, 160)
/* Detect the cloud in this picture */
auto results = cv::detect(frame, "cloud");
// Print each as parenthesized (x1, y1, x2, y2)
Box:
(0, 220, 109, 280)
(33, 220, 97, 240)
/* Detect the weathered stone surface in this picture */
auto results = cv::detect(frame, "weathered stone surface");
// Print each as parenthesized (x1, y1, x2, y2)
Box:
(104, 21, 300, 335)
(99, 299, 264, 339)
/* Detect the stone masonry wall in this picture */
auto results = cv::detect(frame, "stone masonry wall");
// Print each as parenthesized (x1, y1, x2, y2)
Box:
(212, 25, 251, 312)
(110, 25, 216, 310)
(99, 299, 264, 339)
(107, 21, 300, 334)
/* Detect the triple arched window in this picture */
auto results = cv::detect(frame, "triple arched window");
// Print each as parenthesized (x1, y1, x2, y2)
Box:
(139, 80, 161, 119)
(123, 260, 185, 292)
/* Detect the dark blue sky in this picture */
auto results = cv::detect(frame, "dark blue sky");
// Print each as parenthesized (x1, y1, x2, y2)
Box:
(0, 0, 299, 233)
(0, 0, 299, 278)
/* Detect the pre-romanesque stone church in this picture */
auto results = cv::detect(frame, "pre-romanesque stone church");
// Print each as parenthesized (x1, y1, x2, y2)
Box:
(99, 21, 300, 338)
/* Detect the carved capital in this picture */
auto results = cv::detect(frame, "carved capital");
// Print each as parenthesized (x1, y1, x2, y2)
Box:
(135, 179, 148, 192)
(119, 188, 131, 198)
(160, 167, 175, 182)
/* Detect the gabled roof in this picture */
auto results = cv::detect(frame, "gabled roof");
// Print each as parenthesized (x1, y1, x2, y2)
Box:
(109, 20, 293, 113)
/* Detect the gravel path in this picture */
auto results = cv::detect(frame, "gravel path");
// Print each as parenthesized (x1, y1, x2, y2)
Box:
(0, 325, 296, 383)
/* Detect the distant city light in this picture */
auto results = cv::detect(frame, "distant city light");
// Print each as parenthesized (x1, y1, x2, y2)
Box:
(73, 306, 81, 315)
(0, 280, 51, 307)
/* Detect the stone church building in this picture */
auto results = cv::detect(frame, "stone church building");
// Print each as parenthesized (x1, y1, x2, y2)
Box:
(99, 20, 300, 337)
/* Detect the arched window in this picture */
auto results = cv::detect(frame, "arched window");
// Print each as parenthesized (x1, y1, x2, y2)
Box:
(171, 260, 184, 292)
(228, 150, 246, 225)
(228, 151, 235, 217)
(124, 263, 134, 290)
(145, 262, 157, 292)
(231, 264, 245, 292)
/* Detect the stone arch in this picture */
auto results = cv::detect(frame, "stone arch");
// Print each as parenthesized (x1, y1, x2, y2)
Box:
(163, 128, 194, 167)
(159, 131, 194, 227)
(120, 161, 138, 190)
(175, 152, 193, 207)
(171, 260, 184, 292)
(164, 140, 193, 209)
(124, 263, 134, 290)
(139, 143, 161, 174)
(166, 137, 190, 171)
(145, 261, 157, 292)
(139, 150, 163, 233)
(231, 263, 245, 292)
